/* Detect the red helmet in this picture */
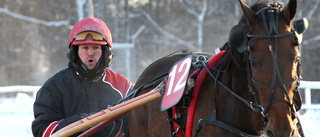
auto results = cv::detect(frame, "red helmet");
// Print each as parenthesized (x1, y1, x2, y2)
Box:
(69, 17, 112, 48)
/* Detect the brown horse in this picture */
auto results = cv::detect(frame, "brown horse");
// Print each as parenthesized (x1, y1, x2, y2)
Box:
(128, 0, 307, 136)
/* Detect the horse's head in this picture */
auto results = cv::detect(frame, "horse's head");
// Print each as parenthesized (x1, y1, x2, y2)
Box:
(229, 0, 308, 136)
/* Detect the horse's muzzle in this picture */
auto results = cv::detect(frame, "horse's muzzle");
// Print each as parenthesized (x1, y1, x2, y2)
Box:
(261, 126, 300, 137)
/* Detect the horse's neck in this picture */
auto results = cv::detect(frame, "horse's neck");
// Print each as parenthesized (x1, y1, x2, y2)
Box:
(216, 60, 264, 133)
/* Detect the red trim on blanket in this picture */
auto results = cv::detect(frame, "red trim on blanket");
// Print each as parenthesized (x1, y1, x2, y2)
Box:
(185, 51, 225, 137)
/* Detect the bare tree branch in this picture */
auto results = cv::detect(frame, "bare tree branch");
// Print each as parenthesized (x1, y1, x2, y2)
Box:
(141, 10, 197, 50)
(181, 0, 208, 51)
(199, 0, 207, 21)
(206, 2, 219, 16)
(87, 0, 94, 17)
(306, 0, 320, 19)
(303, 35, 320, 45)
(131, 25, 146, 41)
(0, 7, 69, 27)
(76, 0, 86, 20)
(182, 0, 198, 17)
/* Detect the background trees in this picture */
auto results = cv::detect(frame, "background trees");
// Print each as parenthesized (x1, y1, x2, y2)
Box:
(0, 0, 319, 87)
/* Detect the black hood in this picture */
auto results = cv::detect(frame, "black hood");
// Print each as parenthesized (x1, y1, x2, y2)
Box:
(67, 45, 113, 80)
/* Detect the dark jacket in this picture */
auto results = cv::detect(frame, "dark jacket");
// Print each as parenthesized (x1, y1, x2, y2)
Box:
(32, 67, 132, 137)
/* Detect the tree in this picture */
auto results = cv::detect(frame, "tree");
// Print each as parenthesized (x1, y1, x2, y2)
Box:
(0, 0, 319, 86)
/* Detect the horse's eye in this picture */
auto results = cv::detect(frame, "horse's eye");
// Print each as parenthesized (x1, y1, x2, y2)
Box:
(295, 57, 300, 63)
(294, 57, 300, 65)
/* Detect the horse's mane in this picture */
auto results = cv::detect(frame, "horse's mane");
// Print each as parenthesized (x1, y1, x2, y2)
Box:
(214, 2, 269, 72)
(238, 2, 269, 24)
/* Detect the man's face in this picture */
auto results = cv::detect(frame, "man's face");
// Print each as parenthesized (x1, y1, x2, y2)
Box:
(78, 44, 102, 70)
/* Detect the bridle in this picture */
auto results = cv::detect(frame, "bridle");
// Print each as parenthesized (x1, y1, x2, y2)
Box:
(194, 2, 303, 137)
(245, 2, 300, 123)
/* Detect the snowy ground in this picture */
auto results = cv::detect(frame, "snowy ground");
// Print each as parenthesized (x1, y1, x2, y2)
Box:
(0, 93, 319, 137)
(0, 93, 34, 137)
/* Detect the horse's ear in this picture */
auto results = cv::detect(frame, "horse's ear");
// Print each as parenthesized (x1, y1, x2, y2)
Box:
(282, 0, 297, 21)
(238, 0, 255, 25)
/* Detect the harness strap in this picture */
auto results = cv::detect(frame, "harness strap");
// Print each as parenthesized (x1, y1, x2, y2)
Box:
(193, 53, 263, 136)
(195, 118, 259, 137)
(172, 105, 185, 137)
(194, 2, 304, 136)
(251, 76, 298, 88)
(200, 60, 263, 112)
(185, 51, 225, 137)
(167, 109, 177, 137)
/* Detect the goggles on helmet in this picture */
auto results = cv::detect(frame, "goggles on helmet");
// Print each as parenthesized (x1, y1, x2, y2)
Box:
(74, 31, 106, 41)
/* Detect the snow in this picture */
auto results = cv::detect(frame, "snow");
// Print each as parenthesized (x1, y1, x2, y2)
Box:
(0, 93, 34, 137)
(0, 92, 319, 137)
(0, 85, 40, 93)
(299, 109, 320, 136)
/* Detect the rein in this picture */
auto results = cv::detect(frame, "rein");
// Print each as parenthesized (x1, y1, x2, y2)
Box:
(193, 55, 260, 137)
(193, 2, 303, 137)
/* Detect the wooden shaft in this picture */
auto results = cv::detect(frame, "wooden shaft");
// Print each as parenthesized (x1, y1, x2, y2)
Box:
(78, 115, 123, 137)
(52, 86, 163, 137)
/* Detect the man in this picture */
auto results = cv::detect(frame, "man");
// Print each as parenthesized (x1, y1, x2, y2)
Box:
(32, 17, 132, 137)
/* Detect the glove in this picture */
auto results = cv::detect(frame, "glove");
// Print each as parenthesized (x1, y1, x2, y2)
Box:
(79, 112, 95, 118)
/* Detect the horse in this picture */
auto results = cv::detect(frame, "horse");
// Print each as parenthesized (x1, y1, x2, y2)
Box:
(128, 0, 307, 136)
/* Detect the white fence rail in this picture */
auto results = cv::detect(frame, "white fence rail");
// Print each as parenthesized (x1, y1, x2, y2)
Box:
(0, 85, 40, 98)
(0, 80, 319, 108)
(0, 81, 318, 137)
(300, 81, 320, 109)
(0, 85, 41, 93)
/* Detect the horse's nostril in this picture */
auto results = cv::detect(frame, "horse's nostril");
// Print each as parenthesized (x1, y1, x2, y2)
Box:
(291, 130, 295, 136)
(266, 129, 274, 137)
(291, 129, 298, 137)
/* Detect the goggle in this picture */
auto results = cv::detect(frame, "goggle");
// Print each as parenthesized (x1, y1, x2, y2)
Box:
(74, 31, 106, 41)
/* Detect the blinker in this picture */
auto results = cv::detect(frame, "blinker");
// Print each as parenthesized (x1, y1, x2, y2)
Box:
(228, 24, 248, 53)
(293, 18, 308, 45)
(293, 18, 309, 34)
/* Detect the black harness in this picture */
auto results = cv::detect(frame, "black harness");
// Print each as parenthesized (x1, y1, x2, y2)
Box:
(247, 3, 298, 123)
(114, 3, 306, 136)
(193, 2, 304, 137)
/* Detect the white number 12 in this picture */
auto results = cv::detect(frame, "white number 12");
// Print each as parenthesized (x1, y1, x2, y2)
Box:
(166, 57, 191, 96)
